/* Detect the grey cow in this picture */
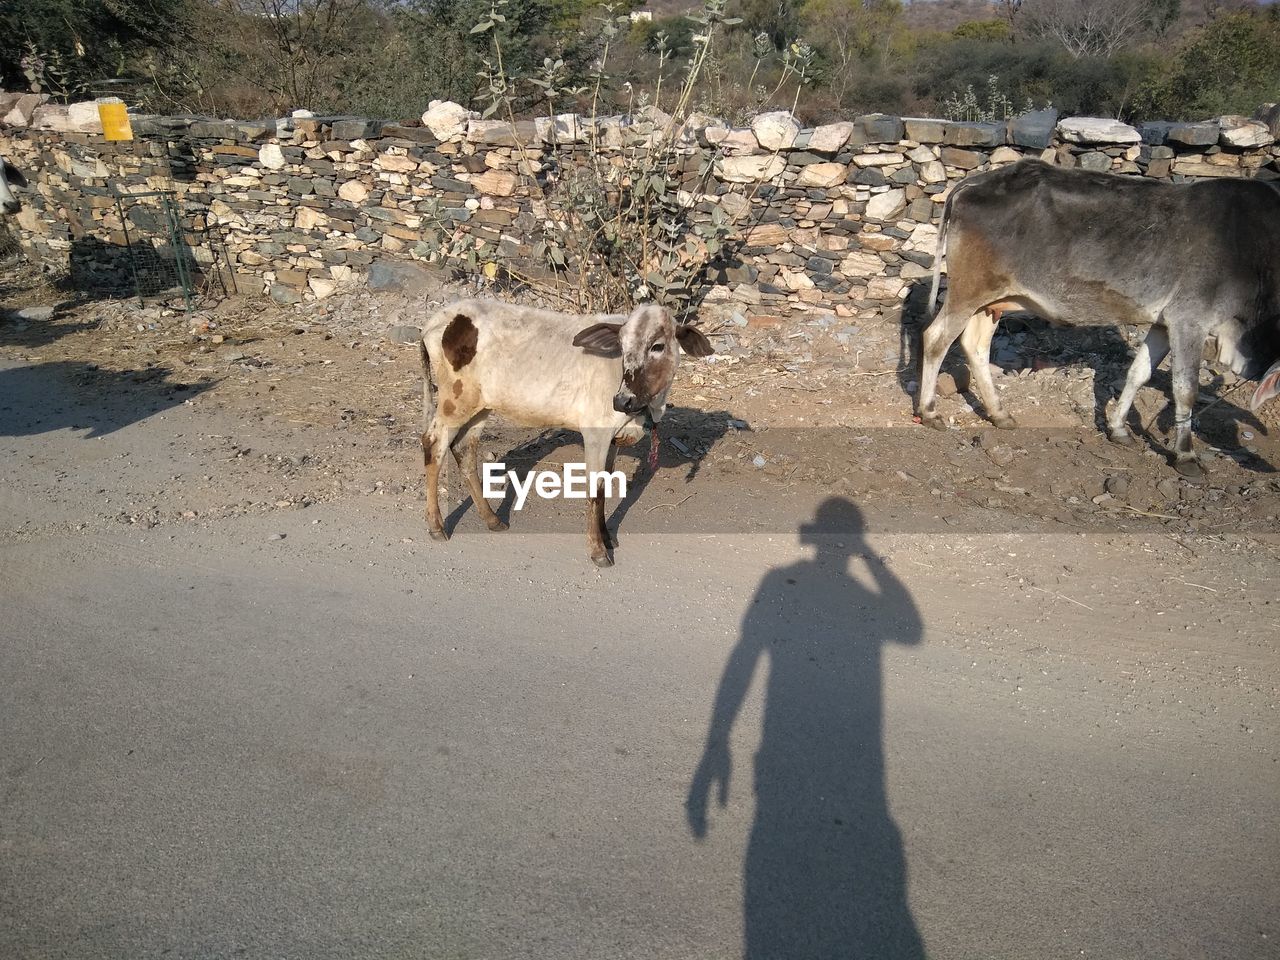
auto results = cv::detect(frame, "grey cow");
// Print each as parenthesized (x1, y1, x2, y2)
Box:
(917, 159, 1280, 477)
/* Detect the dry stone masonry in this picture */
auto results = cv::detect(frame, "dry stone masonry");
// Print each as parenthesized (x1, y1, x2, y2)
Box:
(2, 93, 1278, 322)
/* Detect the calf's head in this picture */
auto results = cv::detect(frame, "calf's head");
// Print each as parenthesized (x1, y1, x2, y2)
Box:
(572, 304, 714, 419)
(0, 159, 26, 215)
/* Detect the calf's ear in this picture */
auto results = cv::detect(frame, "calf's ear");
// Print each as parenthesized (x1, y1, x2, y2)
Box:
(3, 161, 26, 187)
(1251, 359, 1280, 413)
(573, 321, 623, 357)
(676, 324, 714, 357)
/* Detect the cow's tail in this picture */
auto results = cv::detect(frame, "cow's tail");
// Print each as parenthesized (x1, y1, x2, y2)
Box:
(927, 187, 958, 319)
(419, 337, 436, 430)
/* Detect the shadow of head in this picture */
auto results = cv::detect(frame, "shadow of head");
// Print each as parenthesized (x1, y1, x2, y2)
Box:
(0, 360, 214, 439)
(800, 496, 866, 541)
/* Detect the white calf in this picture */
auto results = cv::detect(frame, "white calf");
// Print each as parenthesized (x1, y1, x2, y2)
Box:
(418, 298, 713, 566)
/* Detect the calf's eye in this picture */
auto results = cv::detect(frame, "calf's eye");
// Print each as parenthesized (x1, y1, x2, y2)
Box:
(650, 342, 665, 353)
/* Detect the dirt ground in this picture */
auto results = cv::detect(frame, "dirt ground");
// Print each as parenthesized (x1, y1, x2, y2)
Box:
(5, 257, 1280, 960)
(3, 257, 1278, 543)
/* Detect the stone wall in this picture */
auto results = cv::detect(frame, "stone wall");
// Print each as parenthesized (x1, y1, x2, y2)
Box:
(2, 96, 1278, 319)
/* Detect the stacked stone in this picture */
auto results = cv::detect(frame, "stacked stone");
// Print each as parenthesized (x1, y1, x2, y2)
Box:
(703, 112, 1017, 321)
(1053, 113, 1279, 180)
(1, 95, 1277, 316)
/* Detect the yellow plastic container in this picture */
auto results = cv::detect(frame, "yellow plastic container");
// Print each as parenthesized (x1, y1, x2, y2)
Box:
(98, 100, 133, 141)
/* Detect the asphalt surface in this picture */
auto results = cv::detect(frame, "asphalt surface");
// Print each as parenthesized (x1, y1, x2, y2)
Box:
(2, 355, 1278, 960)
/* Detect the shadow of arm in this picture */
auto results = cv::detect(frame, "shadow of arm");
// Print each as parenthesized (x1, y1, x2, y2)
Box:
(686, 628, 763, 838)
(866, 556, 924, 645)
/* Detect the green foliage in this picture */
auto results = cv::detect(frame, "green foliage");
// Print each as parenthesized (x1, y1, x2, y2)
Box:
(20, 43, 91, 102)
(418, 0, 812, 317)
(0, 0, 1268, 133)
(915, 36, 1158, 120)
(796, 0, 906, 110)
(0, 0, 190, 100)
(952, 19, 1012, 43)
(738, 0, 799, 50)
(1135, 9, 1280, 119)
(940, 74, 1036, 123)
(633, 15, 698, 59)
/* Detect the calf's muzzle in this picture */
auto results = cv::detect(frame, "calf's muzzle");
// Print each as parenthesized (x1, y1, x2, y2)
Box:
(613, 390, 642, 414)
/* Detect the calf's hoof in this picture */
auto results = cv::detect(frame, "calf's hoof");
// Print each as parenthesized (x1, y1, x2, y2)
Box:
(428, 527, 450, 542)
(992, 413, 1018, 430)
(591, 552, 614, 568)
(486, 519, 509, 532)
(1174, 458, 1205, 481)
(917, 412, 946, 431)
(1108, 429, 1136, 447)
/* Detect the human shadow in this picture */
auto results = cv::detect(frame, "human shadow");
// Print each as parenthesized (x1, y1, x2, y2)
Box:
(442, 407, 741, 536)
(0, 360, 212, 438)
(686, 498, 926, 960)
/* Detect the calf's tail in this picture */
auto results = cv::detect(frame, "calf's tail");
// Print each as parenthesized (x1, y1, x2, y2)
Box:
(419, 338, 436, 429)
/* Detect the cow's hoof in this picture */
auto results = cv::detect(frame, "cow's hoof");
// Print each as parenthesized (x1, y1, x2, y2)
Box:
(1174, 458, 1205, 481)
(428, 527, 450, 542)
(993, 414, 1018, 430)
(918, 413, 946, 431)
(591, 553, 614, 568)
(1108, 429, 1135, 447)
(486, 519, 509, 532)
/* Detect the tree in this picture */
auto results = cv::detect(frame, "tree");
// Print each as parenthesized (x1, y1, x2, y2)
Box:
(740, 0, 800, 50)
(799, 0, 903, 105)
(1023, 0, 1180, 58)
(953, 19, 1013, 42)
(1137, 7, 1280, 118)
(992, 0, 1023, 35)
(0, 0, 190, 99)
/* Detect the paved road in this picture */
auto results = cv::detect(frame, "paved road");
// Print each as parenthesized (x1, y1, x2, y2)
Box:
(2, 357, 1278, 959)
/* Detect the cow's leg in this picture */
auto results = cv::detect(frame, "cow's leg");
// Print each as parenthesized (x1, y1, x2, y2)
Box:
(422, 422, 454, 541)
(450, 415, 507, 532)
(958, 308, 1016, 429)
(1167, 333, 1205, 479)
(600, 442, 619, 550)
(917, 305, 976, 428)
(1108, 325, 1170, 446)
(583, 429, 613, 567)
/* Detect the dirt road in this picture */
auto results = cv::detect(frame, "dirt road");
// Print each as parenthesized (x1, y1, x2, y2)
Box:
(2, 278, 1278, 959)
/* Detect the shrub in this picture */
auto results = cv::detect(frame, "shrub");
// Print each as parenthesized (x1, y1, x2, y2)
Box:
(427, 0, 812, 316)
(916, 36, 1159, 119)
(1134, 9, 1280, 120)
